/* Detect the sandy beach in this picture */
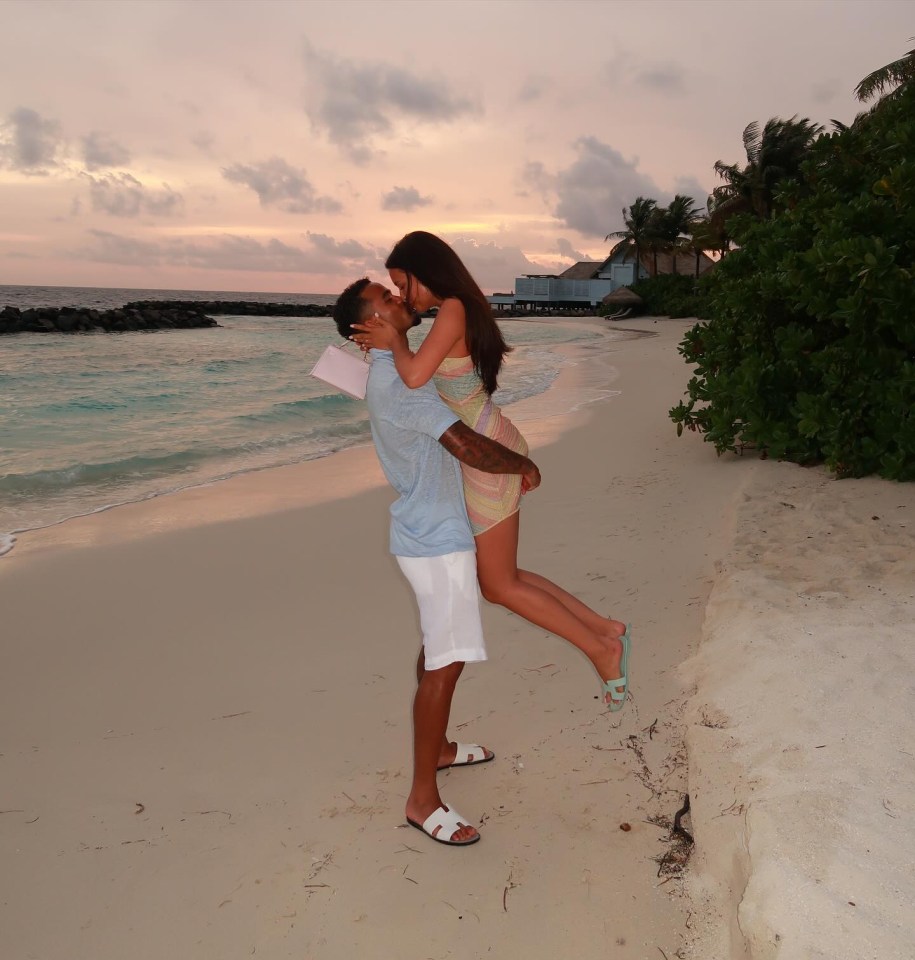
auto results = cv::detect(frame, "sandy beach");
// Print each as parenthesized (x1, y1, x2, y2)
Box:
(2, 316, 912, 959)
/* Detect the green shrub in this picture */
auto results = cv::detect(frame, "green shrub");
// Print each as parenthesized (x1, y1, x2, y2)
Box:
(631, 274, 708, 318)
(670, 84, 915, 480)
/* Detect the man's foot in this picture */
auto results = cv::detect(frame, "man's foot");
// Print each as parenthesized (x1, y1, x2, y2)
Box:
(405, 799, 479, 844)
(436, 741, 495, 771)
(594, 619, 627, 705)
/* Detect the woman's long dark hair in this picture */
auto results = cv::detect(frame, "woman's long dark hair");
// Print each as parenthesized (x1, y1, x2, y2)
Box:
(385, 231, 510, 395)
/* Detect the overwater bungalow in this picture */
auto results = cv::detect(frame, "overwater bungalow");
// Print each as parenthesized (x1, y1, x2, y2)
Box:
(489, 242, 716, 312)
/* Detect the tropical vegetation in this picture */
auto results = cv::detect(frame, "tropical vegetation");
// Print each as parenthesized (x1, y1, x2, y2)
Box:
(626, 274, 705, 320)
(855, 40, 915, 104)
(711, 116, 823, 222)
(665, 42, 915, 481)
(604, 196, 658, 275)
(606, 194, 702, 279)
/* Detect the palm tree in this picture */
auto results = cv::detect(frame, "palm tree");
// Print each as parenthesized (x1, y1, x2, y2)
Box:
(684, 217, 726, 278)
(704, 193, 732, 257)
(855, 40, 915, 104)
(682, 192, 734, 277)
(605, 196, 658, 282)
(659, 194, 700, 275)
(646, 221, 666, 277)
(712, 115, 823, 224)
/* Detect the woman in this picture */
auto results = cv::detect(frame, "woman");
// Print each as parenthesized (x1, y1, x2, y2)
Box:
(352, 231, 631, 710)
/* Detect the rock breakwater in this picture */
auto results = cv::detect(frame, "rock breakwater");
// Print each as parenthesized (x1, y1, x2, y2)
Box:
(130, 299, 333, 317)
(0, 302, 219, 335)
(0, 299, 333, 335)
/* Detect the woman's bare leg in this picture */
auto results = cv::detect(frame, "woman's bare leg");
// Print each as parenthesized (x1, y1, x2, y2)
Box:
(474, 512, 626, 702)
(518, 569, 624, 636)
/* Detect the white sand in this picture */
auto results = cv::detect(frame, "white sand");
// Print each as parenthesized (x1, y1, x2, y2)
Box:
(7, 315, 909, 959)
(683, 461, 915, 959)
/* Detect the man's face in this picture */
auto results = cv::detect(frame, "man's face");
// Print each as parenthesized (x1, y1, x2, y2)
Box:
(359, 282, 418, 334)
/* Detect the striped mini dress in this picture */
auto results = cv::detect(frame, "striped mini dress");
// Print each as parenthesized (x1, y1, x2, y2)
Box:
(433, 355, 529, 536)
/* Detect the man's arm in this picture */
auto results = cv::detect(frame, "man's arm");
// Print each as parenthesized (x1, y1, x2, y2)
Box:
(439, 421, 541, 493)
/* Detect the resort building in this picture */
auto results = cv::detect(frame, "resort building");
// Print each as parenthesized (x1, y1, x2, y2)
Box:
(489, 242, 716, 311)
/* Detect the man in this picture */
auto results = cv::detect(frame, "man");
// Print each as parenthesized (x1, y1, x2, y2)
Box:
(332, 278, 540, 846)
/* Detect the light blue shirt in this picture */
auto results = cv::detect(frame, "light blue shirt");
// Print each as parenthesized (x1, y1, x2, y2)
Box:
(366, 349, 475, 558)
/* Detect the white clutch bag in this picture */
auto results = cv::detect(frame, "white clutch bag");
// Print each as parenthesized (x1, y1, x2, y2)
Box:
(310, 342, 370, 400)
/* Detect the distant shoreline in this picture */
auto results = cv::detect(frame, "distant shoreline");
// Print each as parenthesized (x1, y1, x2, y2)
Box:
(1, 283, 622, 320)
(0, 283, 340, 313)
(0, 295, 612, 334)
(0, 299, 337, 335)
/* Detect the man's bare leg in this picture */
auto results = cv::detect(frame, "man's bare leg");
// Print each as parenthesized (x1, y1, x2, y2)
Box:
(405, 659, 478, 843)
(415, 649, 494, 769)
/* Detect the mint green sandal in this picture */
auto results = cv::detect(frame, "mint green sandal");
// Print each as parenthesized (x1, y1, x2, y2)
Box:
(601, 623, 632, 712)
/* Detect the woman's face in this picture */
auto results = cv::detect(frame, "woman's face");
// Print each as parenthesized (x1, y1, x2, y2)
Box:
(388, 268, 437, 312)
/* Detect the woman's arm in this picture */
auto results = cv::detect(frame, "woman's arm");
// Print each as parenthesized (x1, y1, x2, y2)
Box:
(352, 299, 467, 388)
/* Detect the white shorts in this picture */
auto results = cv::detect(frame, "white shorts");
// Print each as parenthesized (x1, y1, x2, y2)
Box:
(395, 551, 487, 671)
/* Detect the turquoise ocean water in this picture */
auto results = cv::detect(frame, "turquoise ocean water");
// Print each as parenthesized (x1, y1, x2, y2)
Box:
(1, 285, 606, 553)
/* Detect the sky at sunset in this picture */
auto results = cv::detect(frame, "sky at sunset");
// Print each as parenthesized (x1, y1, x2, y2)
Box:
(0, 0, 910, 295)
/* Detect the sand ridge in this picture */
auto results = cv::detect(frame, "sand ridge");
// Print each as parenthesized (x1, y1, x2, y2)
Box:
(683, 463, 915, 959)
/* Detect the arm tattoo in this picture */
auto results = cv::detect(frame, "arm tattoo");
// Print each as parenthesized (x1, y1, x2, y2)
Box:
(439, 421, 530, 473)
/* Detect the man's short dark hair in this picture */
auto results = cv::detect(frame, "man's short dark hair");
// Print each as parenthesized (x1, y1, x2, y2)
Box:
(333, 277, 371, 339)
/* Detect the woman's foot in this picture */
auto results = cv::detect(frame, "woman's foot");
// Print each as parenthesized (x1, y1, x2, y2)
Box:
(594, 619, 627, 705)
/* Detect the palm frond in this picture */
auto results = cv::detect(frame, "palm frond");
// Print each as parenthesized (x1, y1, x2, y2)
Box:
(742, 121, 761, 163)
(855, 43, 915, 103)
(713, 160, 741, 182)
